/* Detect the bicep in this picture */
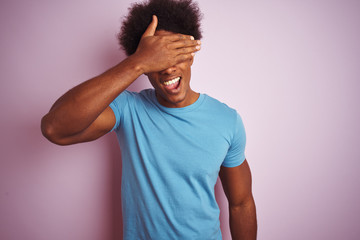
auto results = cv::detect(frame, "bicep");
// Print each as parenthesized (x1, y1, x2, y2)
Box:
(219, 159, 253, 207)
(57, 106, 116, 145)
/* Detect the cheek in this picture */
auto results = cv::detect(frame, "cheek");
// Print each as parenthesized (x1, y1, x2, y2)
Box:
(180, 61, 193, 76)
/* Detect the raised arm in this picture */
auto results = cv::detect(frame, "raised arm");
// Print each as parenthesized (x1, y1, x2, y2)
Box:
(41, 15, 201, 145)
(219, 160, 257, 240)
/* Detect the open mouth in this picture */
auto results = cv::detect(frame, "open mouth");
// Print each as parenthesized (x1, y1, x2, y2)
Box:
(163, 77, 181, 91)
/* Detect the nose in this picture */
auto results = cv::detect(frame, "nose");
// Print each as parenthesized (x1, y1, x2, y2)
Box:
(160, 65, 177, 75)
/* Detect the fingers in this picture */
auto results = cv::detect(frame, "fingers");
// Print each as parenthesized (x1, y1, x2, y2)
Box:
(170, 39, 201, 50)
(142, 15, 158, 38)
(166, 33, 194, 42)
(174, 52, 196, 64)
(174, 40, 201, 63)
(173, 44, 200, 57)
(170, 37, 201, 58)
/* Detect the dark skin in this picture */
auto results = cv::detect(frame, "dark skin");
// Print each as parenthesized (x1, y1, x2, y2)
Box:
(220, 161, 257, 240)
(41, 15, 200, 144)
(41, 15, 257, 239)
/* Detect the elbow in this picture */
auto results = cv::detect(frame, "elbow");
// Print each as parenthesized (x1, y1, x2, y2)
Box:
(41, 115, 66, 145)
(229, 196, 256, 212)
(41, 115, 53, 139)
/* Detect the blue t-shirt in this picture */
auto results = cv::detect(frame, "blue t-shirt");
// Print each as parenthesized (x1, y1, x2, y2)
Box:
(110, 89, 246, 240)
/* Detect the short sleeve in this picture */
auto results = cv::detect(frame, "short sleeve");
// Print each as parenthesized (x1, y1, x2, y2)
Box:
(109, 90, 133, 132)
(222, 113, 247, 167)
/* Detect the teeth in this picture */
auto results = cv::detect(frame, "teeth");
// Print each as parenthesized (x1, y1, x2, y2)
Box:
(163, 77, 180, 86)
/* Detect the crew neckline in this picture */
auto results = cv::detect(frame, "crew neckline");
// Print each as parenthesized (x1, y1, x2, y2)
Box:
(150, 89, 205, 113)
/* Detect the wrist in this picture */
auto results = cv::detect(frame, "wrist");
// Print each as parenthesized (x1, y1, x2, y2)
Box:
(127, 53, 147, 75)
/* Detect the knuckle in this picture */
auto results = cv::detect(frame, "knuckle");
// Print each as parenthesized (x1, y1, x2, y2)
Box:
(159, 37, 166, 43)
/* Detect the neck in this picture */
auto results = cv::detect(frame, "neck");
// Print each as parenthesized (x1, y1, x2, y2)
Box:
(156, 90, 200, 108)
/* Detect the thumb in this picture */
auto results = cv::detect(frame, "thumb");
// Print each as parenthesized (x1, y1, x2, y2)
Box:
(142, 15, 158, 38)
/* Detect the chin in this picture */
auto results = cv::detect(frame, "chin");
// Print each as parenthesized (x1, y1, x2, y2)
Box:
(165, 95, 185, 103)
(160, 92, 187, 107)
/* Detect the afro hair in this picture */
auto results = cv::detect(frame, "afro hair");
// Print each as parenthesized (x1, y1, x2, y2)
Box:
(118, 0, 203, 56)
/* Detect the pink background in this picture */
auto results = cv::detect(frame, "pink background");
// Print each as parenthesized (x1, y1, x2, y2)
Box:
(1, 0, 360, 239)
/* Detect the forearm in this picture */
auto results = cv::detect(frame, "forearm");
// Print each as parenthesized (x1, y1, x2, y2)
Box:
(229, 197, 257, 240)
(41, 55, 143, 140)
(41, 16, 200, 143)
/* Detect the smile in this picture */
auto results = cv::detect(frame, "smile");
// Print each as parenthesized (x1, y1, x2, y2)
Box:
(162, 76, 181, 92)
(163, 77, 181, 86)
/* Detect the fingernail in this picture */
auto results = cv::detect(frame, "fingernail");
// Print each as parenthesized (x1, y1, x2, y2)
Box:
(190, 36, 195, 40)
(197, 40, 201, 45)
(191, 52, 195, 56)
(196, 45, 200, 50)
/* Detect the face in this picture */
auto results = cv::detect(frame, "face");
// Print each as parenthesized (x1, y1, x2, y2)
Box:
(145, 30, 199, 108)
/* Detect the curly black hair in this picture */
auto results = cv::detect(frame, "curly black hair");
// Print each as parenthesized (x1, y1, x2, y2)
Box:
(118, 0, 203, 56)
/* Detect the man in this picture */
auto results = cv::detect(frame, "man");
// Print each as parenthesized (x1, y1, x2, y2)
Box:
(41, 0, 257, 239)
